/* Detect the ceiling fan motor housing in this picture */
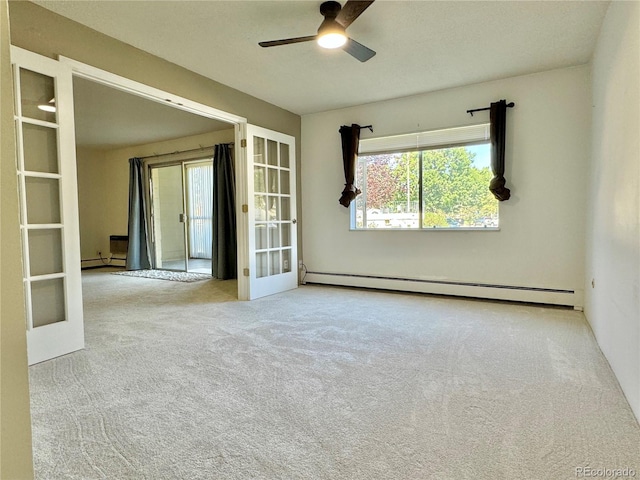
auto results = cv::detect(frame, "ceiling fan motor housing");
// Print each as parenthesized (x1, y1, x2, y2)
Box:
(318, 1, 346, 36)
(320, 1, 342, 18)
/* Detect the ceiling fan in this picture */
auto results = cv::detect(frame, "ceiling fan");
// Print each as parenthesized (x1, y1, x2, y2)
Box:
(259, 0, 376, 62)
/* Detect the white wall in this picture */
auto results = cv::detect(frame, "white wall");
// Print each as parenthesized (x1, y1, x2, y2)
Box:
(0, 0, 33, 476)
(585, 0, 640, 420)
(301, 66, 591, 306)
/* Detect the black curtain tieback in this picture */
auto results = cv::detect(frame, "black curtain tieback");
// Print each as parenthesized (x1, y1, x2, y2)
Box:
(489, 177, 511, 201)
(339, 183, 361, 207)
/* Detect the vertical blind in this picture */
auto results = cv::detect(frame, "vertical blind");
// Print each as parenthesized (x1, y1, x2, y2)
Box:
(186, 163, 213, 259)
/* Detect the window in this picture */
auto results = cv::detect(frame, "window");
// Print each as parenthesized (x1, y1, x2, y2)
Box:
(353, 124, 498, 230)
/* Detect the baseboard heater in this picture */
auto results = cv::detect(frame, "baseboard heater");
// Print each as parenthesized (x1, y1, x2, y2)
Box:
(304, 271, 581, 309)
(110, 235, 128, 257)
(81, 257, 127, 270)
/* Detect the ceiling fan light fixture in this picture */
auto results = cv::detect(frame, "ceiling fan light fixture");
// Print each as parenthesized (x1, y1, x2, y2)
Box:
(318, 31, 347, 49)
(317, 15, 347, 49)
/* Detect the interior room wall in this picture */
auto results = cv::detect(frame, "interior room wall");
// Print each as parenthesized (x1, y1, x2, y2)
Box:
(76, 146, 107, 263)
(77, 130, 234, 267)
(584, 0, 640, 420)
(301, 65, 591, 307)
(8, 0, 303, 267)
(0, 0, 34, 477)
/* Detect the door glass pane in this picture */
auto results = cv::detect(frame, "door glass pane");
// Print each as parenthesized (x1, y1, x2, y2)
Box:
(254, 136, 265, 164)
(269, 251, 281, 276)
(20, 68, 56, 123)
(280, 143, 290, 169)
(280, 170, 290, 195)
(31, 278, 66, 327)
(267, 140, 278, 166)
(268, 168, 279, 193)
(254, 195, 267, 221)
(23, 123, 58, 173)
(254, 166, 266, 193)
(152, 166, 186, 271)
(255, 224, 267, 250)
(281, 197, 291, 221)
(268, 196, 279, 221)
(269, 224, 281, 248)
(25, 177, 60, 224)
(282, 249, 291, 273)
(256, 252, 268, 278)
(28, 229, 63, 276)
(282, 223, 291, 247)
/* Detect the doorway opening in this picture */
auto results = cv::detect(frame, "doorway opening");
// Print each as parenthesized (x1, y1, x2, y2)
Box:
(60, 57, 248, 299)
(12, 47, 299, 370)
(150, 159, 214, 274)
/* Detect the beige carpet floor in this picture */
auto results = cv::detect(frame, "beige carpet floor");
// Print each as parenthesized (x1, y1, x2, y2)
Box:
(29, 269, 640, 479)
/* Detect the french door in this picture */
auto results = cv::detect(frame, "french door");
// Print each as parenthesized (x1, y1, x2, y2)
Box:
(11, 47, 84, 365)
(243, 125, 298, 299)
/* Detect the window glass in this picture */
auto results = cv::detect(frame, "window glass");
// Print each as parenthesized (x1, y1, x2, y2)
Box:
(354, 127, 498, 230)
(357, 152, 419, 229)
(421, 144, 497, 228)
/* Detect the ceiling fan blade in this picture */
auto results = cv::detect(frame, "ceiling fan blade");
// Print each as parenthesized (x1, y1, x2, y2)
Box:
(343, 38, 376, 62)
(336, 0, 375, 28)
(259, 35, 317, 48)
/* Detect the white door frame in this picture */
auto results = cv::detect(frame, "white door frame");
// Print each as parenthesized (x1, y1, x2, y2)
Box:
(57, 57, 252, 299)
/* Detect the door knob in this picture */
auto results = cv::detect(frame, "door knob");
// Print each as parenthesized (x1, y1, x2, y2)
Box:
(292, 219, 297, 224)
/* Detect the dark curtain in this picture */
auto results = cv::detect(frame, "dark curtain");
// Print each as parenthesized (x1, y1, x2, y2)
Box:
(126, 157, 152, 270)
(338, 124, 362, 207)
(212, 144, 237, 279)
(489, 100, 511, 201)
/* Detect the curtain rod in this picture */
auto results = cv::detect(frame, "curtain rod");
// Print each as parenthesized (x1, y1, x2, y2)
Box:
(466, 102, 515, 117)
(138, 142, 234, 160)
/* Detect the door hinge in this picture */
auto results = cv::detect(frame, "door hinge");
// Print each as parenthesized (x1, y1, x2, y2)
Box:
(243, 268, 250, 277)
(240, 139, 247, 148)
(242, 204, 248, 213)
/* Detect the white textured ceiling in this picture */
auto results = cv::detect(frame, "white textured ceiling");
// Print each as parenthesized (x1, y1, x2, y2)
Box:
(34, 0, 609, 116)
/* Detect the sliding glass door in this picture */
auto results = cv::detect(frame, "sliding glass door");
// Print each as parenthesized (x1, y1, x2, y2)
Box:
(185, 162, 213, 263)
(150, 160, 214, 273)
(151, 164, 188, 271)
